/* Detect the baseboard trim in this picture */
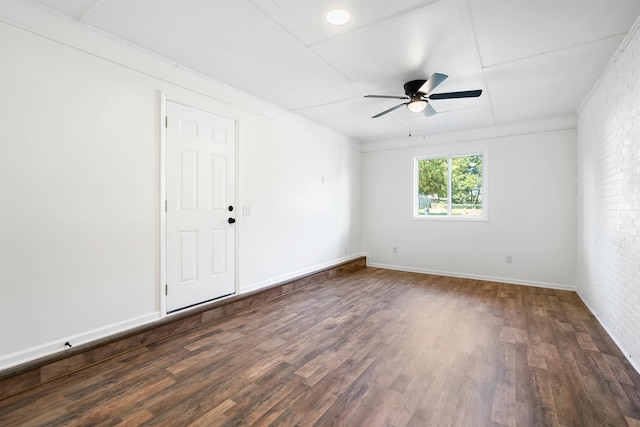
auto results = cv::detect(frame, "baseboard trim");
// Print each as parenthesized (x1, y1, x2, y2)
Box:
(0, 256, 367, 401)
(576, 291, 640, 376)
(0, 312, 160, 372)
(368, 262, 577, 292)
(239, 254, 368, 294)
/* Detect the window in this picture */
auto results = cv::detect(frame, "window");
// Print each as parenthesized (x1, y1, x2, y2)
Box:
(414, 152, 485, 219)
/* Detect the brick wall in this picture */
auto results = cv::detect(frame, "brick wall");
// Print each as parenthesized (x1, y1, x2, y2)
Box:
(577, 20, 640, 372)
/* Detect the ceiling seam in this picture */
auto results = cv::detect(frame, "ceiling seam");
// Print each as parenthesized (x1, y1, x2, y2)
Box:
(244, 0, 409, 130)
(244, 0, 368, 105)
(305, 0, 451, 48)
(79, 0, 107, 24)
(464, 0, 495, 127)
(288, 96, 363, 113)
(481, 33, 630, 70)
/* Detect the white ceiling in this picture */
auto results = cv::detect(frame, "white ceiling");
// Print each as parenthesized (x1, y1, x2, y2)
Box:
(29, 0, 640, 142)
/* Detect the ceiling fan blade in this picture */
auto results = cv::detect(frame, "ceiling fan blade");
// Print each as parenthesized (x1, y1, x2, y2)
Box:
(429, 89, 482, 100)
(372, 102, 407, 118)
(418, 73, 448, 94)
(423, 103, 437, 117)
(364, 95, 409, 100)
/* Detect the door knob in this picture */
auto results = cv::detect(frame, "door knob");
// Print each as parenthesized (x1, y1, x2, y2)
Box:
(228, 218, 236, 224)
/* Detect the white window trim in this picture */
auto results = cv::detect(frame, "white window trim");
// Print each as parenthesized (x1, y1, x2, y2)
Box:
(412, 149, 489, 221)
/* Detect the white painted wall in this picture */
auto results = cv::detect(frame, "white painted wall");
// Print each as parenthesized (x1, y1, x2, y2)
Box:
(0, 7, 361, 368)
(576, 19, 640, 372)
(361, 121, 577, 290)
(238, 115, 361, 292)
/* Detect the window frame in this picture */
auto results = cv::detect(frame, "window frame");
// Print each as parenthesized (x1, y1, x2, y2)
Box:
(413, 149, 489, 221)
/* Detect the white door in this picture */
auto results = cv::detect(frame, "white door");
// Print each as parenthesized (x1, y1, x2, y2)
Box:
(166, 101, 236, 313)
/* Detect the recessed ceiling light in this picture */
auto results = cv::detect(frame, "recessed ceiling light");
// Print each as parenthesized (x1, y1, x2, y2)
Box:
(326, 9, 350, 26)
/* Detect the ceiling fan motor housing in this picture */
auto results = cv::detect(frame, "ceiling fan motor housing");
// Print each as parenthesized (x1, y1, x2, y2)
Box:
(404, 80, 428, 96)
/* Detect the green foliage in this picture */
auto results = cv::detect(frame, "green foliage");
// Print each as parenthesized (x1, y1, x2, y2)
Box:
(451, 155, 482, 205)
(417, 154, 482, 206)
(417, 157, 447, 198)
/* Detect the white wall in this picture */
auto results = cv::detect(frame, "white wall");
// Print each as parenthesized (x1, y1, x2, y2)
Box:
(361, 120, 577, 290)
(0, 7, 361, 368)
(576, 20, 640, 372)
(238, 113, 361, 292)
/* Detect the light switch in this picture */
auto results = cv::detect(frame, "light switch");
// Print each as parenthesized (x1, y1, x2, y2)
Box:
(242, 206, 252, 216)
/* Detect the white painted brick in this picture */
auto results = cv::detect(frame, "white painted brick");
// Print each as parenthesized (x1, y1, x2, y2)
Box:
(577, 23, 640, 372)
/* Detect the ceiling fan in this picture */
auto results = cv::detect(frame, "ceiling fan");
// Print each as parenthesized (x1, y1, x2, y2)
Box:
(365, 73, 482, 118)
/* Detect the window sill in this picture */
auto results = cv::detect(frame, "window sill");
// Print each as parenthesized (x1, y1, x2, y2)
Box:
(411, 215, 488, 222)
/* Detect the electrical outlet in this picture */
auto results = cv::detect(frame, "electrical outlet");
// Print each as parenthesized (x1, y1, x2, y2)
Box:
(506, 255, 513, 263)
(393, 246, 398, 253)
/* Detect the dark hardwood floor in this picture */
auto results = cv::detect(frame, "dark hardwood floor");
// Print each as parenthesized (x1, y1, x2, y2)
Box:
(1, 268, 639, 426)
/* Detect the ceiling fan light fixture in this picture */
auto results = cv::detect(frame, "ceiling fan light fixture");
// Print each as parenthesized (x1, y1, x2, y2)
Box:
(365, 73, 481, 118)
(407, 100, 427, 113)
(326, 9, 350, 25)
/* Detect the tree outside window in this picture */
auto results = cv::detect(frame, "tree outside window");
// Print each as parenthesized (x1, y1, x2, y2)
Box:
(416, 153, 484, 217)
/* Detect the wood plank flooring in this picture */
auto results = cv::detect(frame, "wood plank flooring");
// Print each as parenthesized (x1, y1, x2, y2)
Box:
(1, 268, 639, 426)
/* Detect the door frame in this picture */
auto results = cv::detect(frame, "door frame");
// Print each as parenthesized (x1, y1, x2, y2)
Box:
(159, 92, 240, 317)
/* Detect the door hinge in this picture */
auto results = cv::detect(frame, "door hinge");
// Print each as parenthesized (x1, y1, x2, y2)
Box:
(165, 284, 168, 295)
(165, 200, 167, 212)
(165, 116, 168, 128)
